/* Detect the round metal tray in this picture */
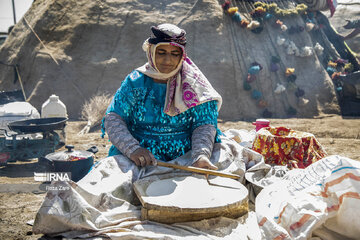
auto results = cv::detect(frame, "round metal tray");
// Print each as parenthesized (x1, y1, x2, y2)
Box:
(8, 117, 68, 133)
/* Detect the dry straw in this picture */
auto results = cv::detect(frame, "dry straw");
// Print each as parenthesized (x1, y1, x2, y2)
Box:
(78, 93, 112, 135)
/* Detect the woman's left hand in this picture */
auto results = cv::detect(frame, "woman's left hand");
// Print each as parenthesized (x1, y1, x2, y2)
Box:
(192, 157, 218, 170)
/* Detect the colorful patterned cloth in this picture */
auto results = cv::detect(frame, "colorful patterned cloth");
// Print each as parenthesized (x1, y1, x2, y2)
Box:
(252, 127, 327, 168)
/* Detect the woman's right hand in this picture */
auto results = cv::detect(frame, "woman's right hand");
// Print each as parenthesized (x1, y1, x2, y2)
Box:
(130, 148, 157, 167)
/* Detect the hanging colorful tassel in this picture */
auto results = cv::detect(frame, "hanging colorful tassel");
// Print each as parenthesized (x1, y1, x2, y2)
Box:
(247, 73, 256, 83)
(326, 67, 336, 76)
(274, 83, 286, 94)
(250, 6, 266, 18)
(264, 13, 274, 21)
(240, 19, 250, 28)
(298, 97, 309, 106)
(287, 74, 297, 82)
(334, 58, 348, 65)
(248, 66, 261, 75)
(295, 88, 305, 97)
(328, 60, 337, 68)
(243, 81, 252, 91)
(251, 90, 262, 100)
(222, 1, 231, 11)
(247, 20, 261, 30)
(251, 62, 263, 70)
(232, 12, 242, 22)
(258, 99, 268, 108)
(305, 22, 315, 32)
(270, 62, 279, 72)
(273, 19, 283, 28)
(285, 68, 295, 77)
(227, 7, 238, 15)
(344, 63, 354, 73)
(281, 24, 288, 32)
(331, 72, 341, 80)
(263, 108, 273, 118)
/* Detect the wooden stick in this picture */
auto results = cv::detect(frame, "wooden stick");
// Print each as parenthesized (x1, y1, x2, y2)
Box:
(156, 161, 241, 180)
(15, 65, 27, 101)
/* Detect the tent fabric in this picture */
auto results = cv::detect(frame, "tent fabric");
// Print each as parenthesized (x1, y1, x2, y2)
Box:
(256, 155, 360, 240)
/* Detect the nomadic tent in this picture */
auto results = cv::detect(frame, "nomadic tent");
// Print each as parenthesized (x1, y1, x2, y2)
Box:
(0, 0, 358, 119)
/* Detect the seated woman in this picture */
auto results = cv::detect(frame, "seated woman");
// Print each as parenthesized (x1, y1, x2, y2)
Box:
(33, 24, 257, 238)
(103, 23, 222, 170)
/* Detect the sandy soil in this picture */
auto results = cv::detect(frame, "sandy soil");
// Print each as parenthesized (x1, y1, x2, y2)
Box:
(0, 116, 359, 239)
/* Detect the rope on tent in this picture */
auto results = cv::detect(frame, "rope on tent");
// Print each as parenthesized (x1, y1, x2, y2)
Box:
(23, 16, 86, 101)
(23, 16, 59, 66)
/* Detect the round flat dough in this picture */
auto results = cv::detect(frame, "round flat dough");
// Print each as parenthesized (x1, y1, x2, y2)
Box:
(144, 175, 247, 208)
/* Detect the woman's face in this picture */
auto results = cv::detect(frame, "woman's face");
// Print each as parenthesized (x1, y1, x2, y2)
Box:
(155, 44, 182, 74)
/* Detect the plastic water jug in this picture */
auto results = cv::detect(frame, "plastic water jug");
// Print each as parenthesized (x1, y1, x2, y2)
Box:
(41, 94, 67, 118)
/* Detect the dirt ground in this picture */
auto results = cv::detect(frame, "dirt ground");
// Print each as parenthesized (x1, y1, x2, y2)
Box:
(0, 115, 359, 240)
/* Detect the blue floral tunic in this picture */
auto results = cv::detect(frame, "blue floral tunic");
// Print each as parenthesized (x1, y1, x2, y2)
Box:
(105, 71, 222, 161)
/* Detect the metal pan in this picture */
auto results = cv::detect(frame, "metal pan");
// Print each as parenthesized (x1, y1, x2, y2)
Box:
(8, 117, 68, 133)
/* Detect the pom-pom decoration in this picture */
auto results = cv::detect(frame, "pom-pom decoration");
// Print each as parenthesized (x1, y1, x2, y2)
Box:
(243, 81, 252, 91)
(247, 73, 257, 83)
(240, 19, 250, 28)
(331, 72, 341, 80)
(222, 1, 231, 11)
(247, 20, 261, 30)
(270, 62, 280, 72)
(285, 68, 295, 76)
(264, 13, 274, 21)
(287, 74, 297, 82)
(298, 97, 309, 106)
(274, 83, 286, 94)
(328, 61, 337, 68)
(232, 12, 242, 22)
(326, 67, 336, 76)
(305, 22, 315, 32)
(344, 63, 354, 73)
(248, 66, 261, 75)
(251, 89, 262, 100)
(227, 7, 238, 15)
(250, 6, 266, 18)
(258, 100, 268, 108)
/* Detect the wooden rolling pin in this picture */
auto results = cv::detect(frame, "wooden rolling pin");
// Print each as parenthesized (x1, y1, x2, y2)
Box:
(156, 161, 241, 180)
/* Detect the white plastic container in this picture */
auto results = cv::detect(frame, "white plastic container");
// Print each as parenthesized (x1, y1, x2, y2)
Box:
(41, 94, 67, 118)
